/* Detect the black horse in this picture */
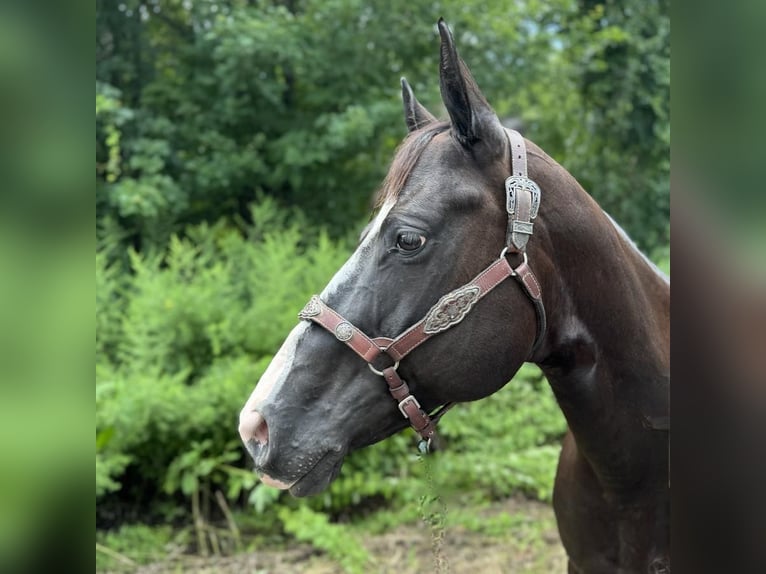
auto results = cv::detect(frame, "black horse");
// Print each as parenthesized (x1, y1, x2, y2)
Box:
(239, 20, 669, 573)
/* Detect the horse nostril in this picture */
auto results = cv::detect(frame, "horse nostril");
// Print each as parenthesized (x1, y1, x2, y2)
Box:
(238, 409, 269, 446)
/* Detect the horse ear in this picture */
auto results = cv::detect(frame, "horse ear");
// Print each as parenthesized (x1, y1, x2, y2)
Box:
(437, 18, 505, 152)
(401, 77, 437, 132)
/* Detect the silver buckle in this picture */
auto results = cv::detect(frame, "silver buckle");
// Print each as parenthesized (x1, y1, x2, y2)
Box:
(505, 176, 541, 219)
(398, 395, 421, 418)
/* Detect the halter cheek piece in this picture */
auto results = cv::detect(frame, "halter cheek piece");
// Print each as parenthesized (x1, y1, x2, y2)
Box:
(298, 129, 546, 452)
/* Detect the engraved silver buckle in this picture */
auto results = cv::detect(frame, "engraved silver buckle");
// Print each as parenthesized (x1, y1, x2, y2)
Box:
(505, 175, 541, 219)
(398, 395, 421, 418)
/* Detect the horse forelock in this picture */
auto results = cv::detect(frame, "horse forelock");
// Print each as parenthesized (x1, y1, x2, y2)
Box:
(373, 122, 450, 209)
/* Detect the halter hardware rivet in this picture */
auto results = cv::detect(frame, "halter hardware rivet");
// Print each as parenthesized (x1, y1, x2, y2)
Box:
(334, 322, 354, 342)
(299, 295, 321, 319)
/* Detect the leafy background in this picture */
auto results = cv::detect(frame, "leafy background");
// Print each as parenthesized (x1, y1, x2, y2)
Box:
(95, 0, 668, 571)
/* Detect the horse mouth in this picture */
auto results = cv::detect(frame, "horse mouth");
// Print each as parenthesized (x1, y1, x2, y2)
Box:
(289, 450, 345, 497)
(255, 449, 346, 498)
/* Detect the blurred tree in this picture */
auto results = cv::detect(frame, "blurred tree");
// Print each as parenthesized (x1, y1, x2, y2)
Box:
(570, 0, 670, 249)
(96, 0, 668, 252)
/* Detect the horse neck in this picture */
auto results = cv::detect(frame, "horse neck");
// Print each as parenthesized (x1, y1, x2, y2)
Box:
(529, 150, 669, 476)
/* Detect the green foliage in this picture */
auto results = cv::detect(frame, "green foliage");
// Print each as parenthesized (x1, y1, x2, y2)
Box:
(96, 0, 669, 252)
(279, 506, 372, 574)
(96, 199, 349, 507)
(564, 0, 670, 250)
(432, 365, 567, 502)
(163, 439, 242, 497)
(96, 523, 184, 571)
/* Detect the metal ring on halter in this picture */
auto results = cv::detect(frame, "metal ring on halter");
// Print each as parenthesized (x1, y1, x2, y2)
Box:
(368, 360, 399, 376)
(499, 248, 528, 274)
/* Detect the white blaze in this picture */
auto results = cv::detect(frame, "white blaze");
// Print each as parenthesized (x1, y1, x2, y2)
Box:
(239, 322, 308, 423)
(320, 199, 396, 299)
(239, 198, 396, 448)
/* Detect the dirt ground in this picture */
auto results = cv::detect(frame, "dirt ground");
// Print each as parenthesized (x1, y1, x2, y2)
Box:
(134, 497, 567, 574)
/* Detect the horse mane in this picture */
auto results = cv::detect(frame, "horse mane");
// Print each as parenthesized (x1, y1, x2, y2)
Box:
(373, 121, 450, 208)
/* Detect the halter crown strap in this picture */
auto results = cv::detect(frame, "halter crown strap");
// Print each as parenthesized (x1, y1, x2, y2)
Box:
(504, 129, 541, 253)
(504, 129, 547, 356)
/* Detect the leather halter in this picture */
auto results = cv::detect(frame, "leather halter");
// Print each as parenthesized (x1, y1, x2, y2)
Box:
(298, 129, 546, 451)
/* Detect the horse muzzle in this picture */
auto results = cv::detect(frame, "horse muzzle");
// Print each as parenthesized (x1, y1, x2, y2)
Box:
(239, 405, 346, 496)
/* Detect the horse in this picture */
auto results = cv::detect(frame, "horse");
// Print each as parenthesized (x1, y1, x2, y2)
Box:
(238, 19, 670, 573)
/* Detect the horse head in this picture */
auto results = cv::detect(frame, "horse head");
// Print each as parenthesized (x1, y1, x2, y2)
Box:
(238, 19, 550, 496)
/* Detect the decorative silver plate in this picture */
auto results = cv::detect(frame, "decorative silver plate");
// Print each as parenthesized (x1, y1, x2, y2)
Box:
(505, 176, 541, 219)
(334, 322, 354, 341)
(299, 295, 321, 319)
(423, 286, 481, 334)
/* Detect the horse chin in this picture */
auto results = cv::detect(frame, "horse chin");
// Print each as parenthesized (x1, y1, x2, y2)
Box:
(286, 450, 346, 498)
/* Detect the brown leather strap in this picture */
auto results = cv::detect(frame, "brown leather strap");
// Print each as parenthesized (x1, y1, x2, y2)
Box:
(298, 296, 383, 363)
(386, 256, 514, 361)
(507, 128, 527, 177)
(297, 254, 544, 444)
(504, 129, 540, 252)
(512, 257, 546, 357)
(383, 367, 435, 442)
(512, 258, 542, 301)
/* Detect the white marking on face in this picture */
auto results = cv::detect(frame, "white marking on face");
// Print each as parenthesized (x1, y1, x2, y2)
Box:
(240, 321, 309, 420)
(603, 210, 669, 284)
(239, 199, 397, 489)
(240, 199, 396, 428)
(320, 199, 396, 299)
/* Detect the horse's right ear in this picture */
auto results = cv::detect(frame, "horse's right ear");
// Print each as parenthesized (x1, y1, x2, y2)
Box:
(437, 18, 505, 153)
(401, 77, 437, 132)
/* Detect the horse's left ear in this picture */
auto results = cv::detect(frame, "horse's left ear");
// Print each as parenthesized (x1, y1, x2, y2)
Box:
(437, 18, 506, 154)
(401, 77, 437, 132)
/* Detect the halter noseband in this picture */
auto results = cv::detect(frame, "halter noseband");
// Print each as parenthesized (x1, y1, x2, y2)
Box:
(297, 129, 546, 452)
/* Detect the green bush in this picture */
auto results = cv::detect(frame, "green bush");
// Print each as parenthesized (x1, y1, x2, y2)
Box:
(96, 199, 350, 513)
(96, 523, 185, 571)
(97, 0, 668, 254)
(279, 506, 372, 574)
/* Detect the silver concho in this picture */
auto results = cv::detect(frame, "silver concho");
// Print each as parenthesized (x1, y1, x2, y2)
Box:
(505, 176, 541, 219)
(423, 286, 481, 335)
(334, 322, 354, 342)
(298, 295, 321, 319)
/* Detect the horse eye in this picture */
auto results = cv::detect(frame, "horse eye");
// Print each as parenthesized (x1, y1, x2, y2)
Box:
(396, 231, 426, 252)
